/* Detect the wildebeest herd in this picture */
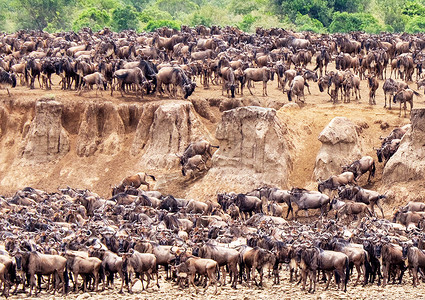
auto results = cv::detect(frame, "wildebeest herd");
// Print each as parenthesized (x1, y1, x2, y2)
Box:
(0, 26, 425, 117)
(1, 26, 425, 298)
(0, 123, 423, 298)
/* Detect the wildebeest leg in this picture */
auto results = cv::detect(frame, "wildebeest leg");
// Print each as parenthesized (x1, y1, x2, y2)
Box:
(263, 80, 267, 96)
(324, 271, 333, 290)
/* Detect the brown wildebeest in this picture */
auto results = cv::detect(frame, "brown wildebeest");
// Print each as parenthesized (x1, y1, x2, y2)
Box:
(375, 242, 406, 287)
(329, 71, 345, 103)
(89, 249, 126, 293)
(338, 185, 386, 218)
(173, 255, 218, 294)
(400, 201, 425, 213)
(314, 47, 331, 77)
(177, 139, 219, 166)
(367, 73, 379, 105)
(342, 156, 375, 183)
(217, 58, 236, 98)
(78, 72, 106, 97)
(112, 67, 149, 98)
(257, 186, 292, 218)
(122, 249, 159, 292)
(289, 188, 330, 219)
(330, 239, 370, 286)
(417, 78, 425, 94)
(287, 75, 307, 103)
(17, 251, 68, 296)
(298, 247, 350, 293)
(393, 88, 420, 117)
(112, 172, 156, 196)
(318, 171, 355, 193)
(239, 246, 276, 287)
(0, 67, 17, 96)
(376, 138, 401, 165)
(243, 67, 272, 96)
(180, 154, 207, 177)
(342, 73, 361, 102)
(393, 211, 425, 227)
(156, 66, 196, 99)
(402, 244, 425, 287)
(198, 243, 239, 288)
(65, 252, 101, 292)
(336, 201, 373, 221)
(382, 78, 408, 109)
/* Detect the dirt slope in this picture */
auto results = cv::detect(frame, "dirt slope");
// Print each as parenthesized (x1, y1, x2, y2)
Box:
(0, 64, 424, 213)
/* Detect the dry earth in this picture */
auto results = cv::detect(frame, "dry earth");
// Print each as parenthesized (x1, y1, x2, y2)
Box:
(1, 62, 425, 298)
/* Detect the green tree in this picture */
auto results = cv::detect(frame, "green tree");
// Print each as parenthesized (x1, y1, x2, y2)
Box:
(156, 0, 198, 18)
(144, 19, 181, 32)
(295, 13, 326, 32)
(111, 5, 139, 31)
(405, 15, 425, 32)
(238, 14, 258, 32)
(15, 0, 75, 30)
(72, 7, 110, 32)
(329, 12, 384, 33)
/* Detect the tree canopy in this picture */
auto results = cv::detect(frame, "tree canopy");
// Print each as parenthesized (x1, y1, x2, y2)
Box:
(3, 0, 425, 33)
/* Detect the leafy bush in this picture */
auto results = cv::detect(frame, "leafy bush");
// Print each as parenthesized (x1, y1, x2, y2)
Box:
(295, 13, 326, 33)
(329, 12, 384, 33)
(405, 15, 425, 33)
(144, 19, 181, 32)
(72, 8, 110, 32)
(111, 5, 139, 31)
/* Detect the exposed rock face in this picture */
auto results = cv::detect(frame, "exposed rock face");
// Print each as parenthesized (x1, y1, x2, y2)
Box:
(76, 102, 125, 157)
(313, 117, 362, 180)
(140, 102, 213, 170)
(203, 106, 292, 190)
(383, 109, 425, 184)
(21, 98, 70, 162)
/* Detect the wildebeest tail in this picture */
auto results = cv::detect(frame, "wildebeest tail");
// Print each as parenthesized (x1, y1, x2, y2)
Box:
(344, 257, 350, 292)
(370, 161, 376, 178)
(413, 89, 421, 96)
(147, 174, 156, 181)
(288, 89, 292, 102)
(313, 64, 319, 71)
(211, 145, 219, 149)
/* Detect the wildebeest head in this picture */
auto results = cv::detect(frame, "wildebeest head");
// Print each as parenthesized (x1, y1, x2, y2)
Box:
(376, 148, 383, 163)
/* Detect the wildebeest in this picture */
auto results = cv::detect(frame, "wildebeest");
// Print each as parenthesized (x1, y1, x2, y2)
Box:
(400, 201, 425, 213)
(375, 242, 406, 287)
(257, 186, 292, 218)
(233, 193, 263, 219)
(112, 67, 149, 98)
(16, 251, 68, 296)
(0, 67, 17, 96)
(65, 252, 102, 292)
(112, 172, 156, 196)
(318, 172, 355, 193)
(336, 201, 373, 221)
(177, 139, 219, 166)
(382, 78, 408, 109)
(181, 155, 207, 177)
(122, 249, 159, 292)
(402, 244, 425, 287)
(239, 246, 276, 287)
(287, 75, 307, 103)
(243, 67, 272, 96)
(156, 66, 196, 99)
(393, 88, 420, 117)
(298, 247, 350, 293)
(198, 243, 238, 288)
(341, 156, 375, 183)
(289, 188, 330, 219)
(376, 138, 401, 165)
(338, 185, 386, 218)
(78, 72, 106, 96)
(367, 73, 379, 105)
(89, 249, 126, 293)
(173, 255, 218, 294)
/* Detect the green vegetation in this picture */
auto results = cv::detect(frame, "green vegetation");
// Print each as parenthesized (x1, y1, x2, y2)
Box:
(2, 0, 425, 33)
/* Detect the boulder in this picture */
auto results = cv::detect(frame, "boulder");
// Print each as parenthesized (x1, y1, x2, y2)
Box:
(139, 102, 213, 170)
(313, 117, 362, 180)
(196, 106, 292, 193)
(383, 109, 425, 184)
(21, 98, 70, 162)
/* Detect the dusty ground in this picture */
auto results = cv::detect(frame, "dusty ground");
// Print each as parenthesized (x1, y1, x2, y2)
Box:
(5, 267, 425, 300)
(1, 63, 425, 298)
